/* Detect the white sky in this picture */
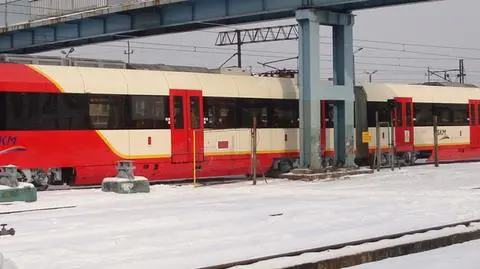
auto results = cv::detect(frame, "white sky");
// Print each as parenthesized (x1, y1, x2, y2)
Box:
(4, 0, 480, 85)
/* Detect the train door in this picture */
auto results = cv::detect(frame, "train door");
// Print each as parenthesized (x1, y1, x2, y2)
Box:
(469, 100, 480, 147)
(320, 100, 327, 158)
(394, 97, 414, 151)
(169, 89, 204, 163)
(320, 100, 334, 159)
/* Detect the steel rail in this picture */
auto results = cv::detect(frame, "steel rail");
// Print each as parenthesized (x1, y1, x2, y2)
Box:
(198, 218, 480, 269)
(0, 205, 77, 215)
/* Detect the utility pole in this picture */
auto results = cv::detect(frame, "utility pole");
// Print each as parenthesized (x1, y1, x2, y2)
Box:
(124, 41, 134, 65)
(4, 0, 7, 28)
(458, 59, 465, 84)
(236, 30, 242, 68)
(426, 60, 466, 83)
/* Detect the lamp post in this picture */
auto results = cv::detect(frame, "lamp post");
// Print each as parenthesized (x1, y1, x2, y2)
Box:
(60, 48, 75, 66)
(353, 47, 364, 86)
(365, 70, 378, 83)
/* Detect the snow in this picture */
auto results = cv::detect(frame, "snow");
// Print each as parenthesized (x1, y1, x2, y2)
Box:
(102, 176, 149, 183)
(0, 182, 35, 190)
(351, 239, 480, 269)
(230, 224, 480, 269)
(0, 163, 480, 269)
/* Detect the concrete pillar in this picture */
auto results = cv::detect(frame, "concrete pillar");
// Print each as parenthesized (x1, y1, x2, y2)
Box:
(332, 23, 356, 167)
(296, 9, 322, 170)
(296, 9, 356, 170)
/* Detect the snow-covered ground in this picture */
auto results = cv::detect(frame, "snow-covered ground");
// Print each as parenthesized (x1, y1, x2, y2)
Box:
(0, 163, 480, 269)
(352, 239, 480, 269)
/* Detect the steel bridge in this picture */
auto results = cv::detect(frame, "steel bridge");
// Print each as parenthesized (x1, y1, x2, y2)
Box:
(0, 0, 439, 171)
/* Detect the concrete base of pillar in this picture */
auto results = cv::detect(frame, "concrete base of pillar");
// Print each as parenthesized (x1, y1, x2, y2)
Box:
(282, 167, 373, 181)
(0, 183, 37, 203)
(101, 176, 150, 194)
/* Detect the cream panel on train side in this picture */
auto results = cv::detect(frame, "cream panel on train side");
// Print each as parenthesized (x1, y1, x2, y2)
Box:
(234, 76, 272, 99)
(269, 129, 299, 152)
(128, 130, 171, 157)
(121, 69, 170, 95)
(203, 129, 237, 155)
(96, 130, 131, 158)
(197, 73, 239, 98)
(233, 129, 251, 154)
(325, 128, 335, 152)
(163, 71, 202, 91)
(367, 127, 394, 150)
(267, 78, 299, 99)
(413, 126, 470, 147)
(230, 129, 272, 154)
(29, 65, 86, 93)
(256, 129, 273, 152)
(77, 67, 129, 94)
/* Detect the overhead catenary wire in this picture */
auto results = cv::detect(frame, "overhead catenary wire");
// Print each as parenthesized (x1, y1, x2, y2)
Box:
(2, 2, 480, 53)
(1, 7, 479, 83)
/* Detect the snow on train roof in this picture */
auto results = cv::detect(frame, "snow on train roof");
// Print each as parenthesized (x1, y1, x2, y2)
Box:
(362, 83, 480, 103)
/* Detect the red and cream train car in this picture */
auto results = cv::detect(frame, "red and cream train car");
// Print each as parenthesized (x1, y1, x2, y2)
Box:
(0, 63, 300, 186)
(1, 62, 480, 188)
(354, 82, 480, 165)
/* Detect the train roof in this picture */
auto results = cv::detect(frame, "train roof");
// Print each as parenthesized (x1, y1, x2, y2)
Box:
(0, 63, 300, 99)
(360, 82, 480, 103)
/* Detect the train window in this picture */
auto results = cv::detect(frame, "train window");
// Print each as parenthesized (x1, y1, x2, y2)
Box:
(238, 99, 268, 128)
(414, 103, 433, 126)
(452, 104, 468, 125)
(406, 102, 412, 127)
(396, 103, 403, 126)
(320, 102, 334, 129)
(89, 95, 126, 129)
(190, 96, 200, 129)
(270, 99, 299, 128)
(5, 92, 90, 130)
(173, 96, 184, 129)
(366, 102, 390, 127)
(470, 104, 476, 126)
(204, 97, 236, 129)
(6, 93, 43, 130)
(434, 105, 454, 125)
(129, 96, 169, 129)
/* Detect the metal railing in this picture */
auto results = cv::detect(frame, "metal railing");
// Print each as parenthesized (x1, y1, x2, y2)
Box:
(28, 0, 108, 21)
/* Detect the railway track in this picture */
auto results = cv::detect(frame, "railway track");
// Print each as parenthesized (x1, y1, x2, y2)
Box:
(0, 205, 77, 215)
(37, 159, 480, 192)
(43, 176, 253, 192)
(198, 218, 480, 269)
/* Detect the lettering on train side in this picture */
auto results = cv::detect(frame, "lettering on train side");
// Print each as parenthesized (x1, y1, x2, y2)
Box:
(0, 136, 17, 146)
(436, 129, 450, 140)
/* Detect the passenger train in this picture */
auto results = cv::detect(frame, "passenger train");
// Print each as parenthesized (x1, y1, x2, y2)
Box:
(0, 62, 478, 188)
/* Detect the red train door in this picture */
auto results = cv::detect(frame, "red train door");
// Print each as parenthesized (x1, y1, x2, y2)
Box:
(170, 89, 204, 163)
(469, 100, 480, 147)
(394, 97, 414, 151)
(320, 100, 327, 158)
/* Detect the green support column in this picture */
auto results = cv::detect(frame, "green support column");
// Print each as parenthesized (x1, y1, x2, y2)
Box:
(332, 23, 356, 167)
(296, 9, 322, 170)
(296, 9, 356, 170)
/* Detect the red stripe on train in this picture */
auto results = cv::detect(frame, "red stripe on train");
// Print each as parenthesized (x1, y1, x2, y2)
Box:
(0, 64, 61, 93)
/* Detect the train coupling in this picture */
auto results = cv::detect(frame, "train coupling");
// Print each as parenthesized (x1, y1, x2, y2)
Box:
(0, 224, 15, 236)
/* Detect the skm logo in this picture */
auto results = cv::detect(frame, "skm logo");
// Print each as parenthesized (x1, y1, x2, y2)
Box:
(436, 129, 450, 140)
(0, 136, 17, 146)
